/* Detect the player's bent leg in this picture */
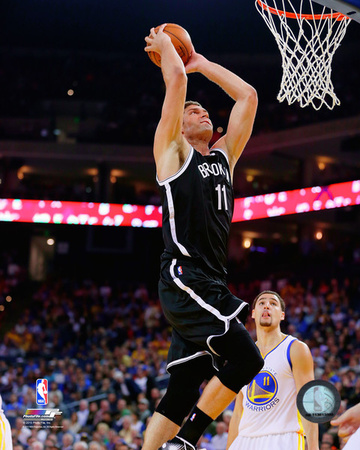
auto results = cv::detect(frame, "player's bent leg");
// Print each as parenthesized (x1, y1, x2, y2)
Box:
(210, 319, 264, 392)
(170, 321, 264, 449)
(156, 356, 214, 425)
(144, 356, 214, 450)
(142, 411, 180, 450)
(175, 377, 239, 447)
(196, 375, 239, 419)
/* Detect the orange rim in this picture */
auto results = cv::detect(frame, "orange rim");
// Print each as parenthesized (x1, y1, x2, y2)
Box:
(256, 0, 349, 20)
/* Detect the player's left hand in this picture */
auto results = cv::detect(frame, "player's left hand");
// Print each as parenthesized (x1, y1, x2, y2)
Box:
(144, 24, 171, 55)
(185, 51, 207, 73)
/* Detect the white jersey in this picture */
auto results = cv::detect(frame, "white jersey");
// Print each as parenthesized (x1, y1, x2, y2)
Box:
(0, 394, 13, 449)
(238, 335, 304, 438)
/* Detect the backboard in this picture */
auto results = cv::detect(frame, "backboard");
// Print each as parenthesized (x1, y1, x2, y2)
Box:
(312, 0, 360, 22)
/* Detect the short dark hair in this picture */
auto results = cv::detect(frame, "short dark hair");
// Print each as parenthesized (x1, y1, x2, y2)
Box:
(252, 290, 285, 312)
(184, 100, 202, 110)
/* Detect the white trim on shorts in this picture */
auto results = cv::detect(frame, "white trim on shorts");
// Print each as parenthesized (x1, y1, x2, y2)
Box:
(167, 351, 219, 372)
(170, 259, 247, 323)
(169, 258, 248, 358)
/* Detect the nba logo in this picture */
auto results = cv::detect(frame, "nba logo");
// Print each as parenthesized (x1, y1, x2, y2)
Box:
(36, 379, 48, 405)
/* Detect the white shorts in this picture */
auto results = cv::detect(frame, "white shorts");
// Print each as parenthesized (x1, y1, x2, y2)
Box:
(0, 412, 13, 449)
(229, 432, 305, 450)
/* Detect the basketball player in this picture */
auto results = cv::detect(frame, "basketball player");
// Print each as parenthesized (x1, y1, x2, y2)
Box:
(0, 394, 13, 450)
(143, 24, 263, 450)
(226, 290, 319, 450)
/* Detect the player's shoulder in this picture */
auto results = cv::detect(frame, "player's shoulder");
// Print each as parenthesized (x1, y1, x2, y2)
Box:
(156, 139, 193, 183)
(211, 137, 227, 155)
(210, 138, 237, 175)
(289, 339, 312, 363)
(290, 338, 310, 351)
(209, 145, 231, 167)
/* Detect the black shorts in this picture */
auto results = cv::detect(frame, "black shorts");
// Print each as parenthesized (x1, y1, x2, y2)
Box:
(159, 257, 249, 372)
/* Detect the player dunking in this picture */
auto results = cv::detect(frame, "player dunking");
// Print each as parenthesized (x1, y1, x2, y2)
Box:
(143, 24, 263, 450)
(226, 290, 319, 450)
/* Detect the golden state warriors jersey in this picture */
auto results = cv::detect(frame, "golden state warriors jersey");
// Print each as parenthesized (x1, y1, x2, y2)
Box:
(238, 335, 304, 437)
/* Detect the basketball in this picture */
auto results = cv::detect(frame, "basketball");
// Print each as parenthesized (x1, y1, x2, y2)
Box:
(147, 23, 193, 68)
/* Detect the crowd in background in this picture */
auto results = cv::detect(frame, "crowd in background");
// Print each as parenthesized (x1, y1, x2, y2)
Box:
(0, 241, 360, 450)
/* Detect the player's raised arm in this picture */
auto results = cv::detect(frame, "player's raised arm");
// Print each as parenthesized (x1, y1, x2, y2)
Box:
(185, 51, 257, 177)
(291, 340, 320, 450)
(144, 24, 190, 181)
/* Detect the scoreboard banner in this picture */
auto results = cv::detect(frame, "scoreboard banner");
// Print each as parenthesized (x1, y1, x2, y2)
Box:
(0, 179, 359, 227)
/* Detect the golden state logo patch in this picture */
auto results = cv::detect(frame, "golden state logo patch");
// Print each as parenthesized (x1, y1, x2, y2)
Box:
(246, 371, 278, 406)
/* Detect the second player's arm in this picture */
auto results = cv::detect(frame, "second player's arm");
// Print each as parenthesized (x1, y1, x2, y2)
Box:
(291, 341, 320, 450)
(226, 390, 243, 450)
(186, 53, 257, 174)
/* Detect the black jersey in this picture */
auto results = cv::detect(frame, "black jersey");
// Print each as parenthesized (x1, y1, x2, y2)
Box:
(157, 146, 234, 278)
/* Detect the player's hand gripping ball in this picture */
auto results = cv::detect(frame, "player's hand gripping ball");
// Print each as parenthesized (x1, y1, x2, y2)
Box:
(147, 23, 193, 67)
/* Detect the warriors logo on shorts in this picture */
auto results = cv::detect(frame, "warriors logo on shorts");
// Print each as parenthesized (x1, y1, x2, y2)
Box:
(246, 371, 278, 405)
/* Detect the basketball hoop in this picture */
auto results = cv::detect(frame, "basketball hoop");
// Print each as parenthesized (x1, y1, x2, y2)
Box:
(255, 0, 352, 109)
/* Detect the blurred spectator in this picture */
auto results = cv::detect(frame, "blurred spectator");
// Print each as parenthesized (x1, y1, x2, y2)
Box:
(77, 399, 90, 428)
(93, 400, 111, 427)
(137, 398, 151, 424)
(13, 417, 31, 447)
(210, 421, 228, 450)
(73, 442, 89, 450)
(28, 442, 44, 450)
(221, 409, 233, 429)
(61, 432, 74, 450)
(56, 419, 76, 446)
(118, 415, 134, 445)
(197, 434, 215, 450)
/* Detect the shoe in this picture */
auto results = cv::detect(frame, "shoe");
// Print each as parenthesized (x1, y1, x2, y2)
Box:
(159, 436, 196, 450)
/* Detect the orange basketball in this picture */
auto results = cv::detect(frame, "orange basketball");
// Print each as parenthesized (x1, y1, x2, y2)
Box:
(147, 23, 193, 68)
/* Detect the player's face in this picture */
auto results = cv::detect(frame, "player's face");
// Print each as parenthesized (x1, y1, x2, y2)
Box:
(182, 105, 213, 141)
(252, 294, 285, 328)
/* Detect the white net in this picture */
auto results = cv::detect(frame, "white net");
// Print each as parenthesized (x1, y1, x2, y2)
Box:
(255, 0, 352, 109)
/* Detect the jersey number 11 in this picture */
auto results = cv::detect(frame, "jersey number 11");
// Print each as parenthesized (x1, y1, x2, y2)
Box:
(215, 184, 228, 211)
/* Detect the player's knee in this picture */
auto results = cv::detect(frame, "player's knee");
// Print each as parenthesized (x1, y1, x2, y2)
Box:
(211, 321, 264, 392)
(156, 384, 200, 426)
(217, 350, 263, 393)
(156, 358, 214, 426)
